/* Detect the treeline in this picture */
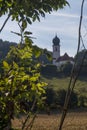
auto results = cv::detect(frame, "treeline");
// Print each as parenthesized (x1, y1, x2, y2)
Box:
(0, 39, 87, 112)
(14, 87, 87, 113)
(0, 39, 87, 77)
(0, 39, 17, 60)
(41, 50, 87, 77)
(0, 39, 52, 64)
(41, 62, 73, 77)
(45, 88, 87, 110)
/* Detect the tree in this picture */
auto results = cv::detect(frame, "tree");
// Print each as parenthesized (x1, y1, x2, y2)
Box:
(0, 0, 68, 129)
(74, 49, 87, 76)
(60, 62, 73, 76)
(0, 0, 68, 32)
(0, 42, 47, 129)
(41, 64, 57, 76)
(45, 87, 55, 106)
(0, 39, 16, 60)
(55, 89, 78, 108)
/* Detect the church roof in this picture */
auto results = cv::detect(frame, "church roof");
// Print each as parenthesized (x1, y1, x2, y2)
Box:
(56, 53, 74, 62)
(53, 35, 60, 46)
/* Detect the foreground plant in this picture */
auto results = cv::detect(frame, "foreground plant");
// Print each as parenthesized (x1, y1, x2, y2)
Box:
(0, 37, 47, 130)
(0, 0, 68, 129)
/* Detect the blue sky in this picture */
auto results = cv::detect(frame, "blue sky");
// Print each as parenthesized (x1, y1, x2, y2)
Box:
(0, 0, 87, 56)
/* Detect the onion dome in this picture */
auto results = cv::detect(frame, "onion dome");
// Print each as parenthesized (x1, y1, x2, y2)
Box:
(52, 35, 60, 46)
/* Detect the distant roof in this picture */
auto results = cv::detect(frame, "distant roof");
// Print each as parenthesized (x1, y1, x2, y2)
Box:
(56, 53, 74, 62)
(52, 35, 60, 46)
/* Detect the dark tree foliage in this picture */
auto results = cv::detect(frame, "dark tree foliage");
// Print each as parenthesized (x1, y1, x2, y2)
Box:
(0, 0, 68, 23)
(45, 88, 78, 109)
(75, 49, 87, 76)
(45, 87, 56, 106)
(59, 62, 73, 76)
(55, 89, 78, 108)
(41, 64, 57, 76)
(0, 39, 16, 60)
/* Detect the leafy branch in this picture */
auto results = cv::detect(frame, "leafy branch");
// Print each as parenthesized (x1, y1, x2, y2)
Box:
(0, 13, 11, 33)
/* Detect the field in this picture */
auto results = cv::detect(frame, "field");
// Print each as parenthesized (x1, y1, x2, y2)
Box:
(42, 76, 87, 95)
(12, 111, 87, 130)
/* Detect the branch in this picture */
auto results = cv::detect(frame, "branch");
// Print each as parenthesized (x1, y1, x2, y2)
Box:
(80, 35, 86, 49)
(77, 0, 85, 53)
(25, 113, 37, 130)
(0, 13, 11, 33)
(22, 99, 36, 130)
(18, 22, 24, 44)
(58, 0, 85, 130)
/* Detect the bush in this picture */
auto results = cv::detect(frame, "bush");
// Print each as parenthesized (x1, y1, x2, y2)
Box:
(78, 95, 87, 107)
(45, 88, 78, 110)
(59, 62, 73, 76)
(55, 89, 78, 108)
(45, 87, 56, 106)
(41, 64, 57, 76)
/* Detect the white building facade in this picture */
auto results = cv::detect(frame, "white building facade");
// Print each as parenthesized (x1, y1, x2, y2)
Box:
(52, 35, 74, 67)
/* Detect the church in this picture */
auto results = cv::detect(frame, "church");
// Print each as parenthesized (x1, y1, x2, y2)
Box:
(52, 35, 74, 67)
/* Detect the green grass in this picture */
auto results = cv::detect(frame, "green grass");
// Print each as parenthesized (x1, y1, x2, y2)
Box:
(42, 77, 70, 90)
(42, 75, 87, 96)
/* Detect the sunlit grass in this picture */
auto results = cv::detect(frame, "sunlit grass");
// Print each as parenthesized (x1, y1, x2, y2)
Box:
(42, 76, 87, 95)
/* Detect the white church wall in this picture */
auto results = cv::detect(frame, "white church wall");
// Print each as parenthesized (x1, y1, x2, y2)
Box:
(53, 45, 60, 61)
(56, 60, 74, 68)
(52, 35, 74, 68)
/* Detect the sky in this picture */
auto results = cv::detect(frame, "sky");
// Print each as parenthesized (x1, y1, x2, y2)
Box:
(0, 0, 87, 57)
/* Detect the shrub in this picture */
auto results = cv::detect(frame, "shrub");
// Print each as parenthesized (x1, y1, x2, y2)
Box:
(55, 89, 78, 108)
(41, 64, 57, 76)
(45, 87, 56, 106)
(59, 62, 73, 76)
(78, 95, 87, 107)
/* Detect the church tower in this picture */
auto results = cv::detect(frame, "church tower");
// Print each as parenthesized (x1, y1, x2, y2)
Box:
(52, 35, 60, 65)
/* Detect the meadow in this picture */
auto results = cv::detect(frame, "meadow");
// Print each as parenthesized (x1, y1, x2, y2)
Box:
(12, 110, 87, 130)
(42, 76, 87, 96)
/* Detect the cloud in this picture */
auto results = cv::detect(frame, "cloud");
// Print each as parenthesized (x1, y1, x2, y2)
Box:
(0, 0, 87, 57)
(51, 12, 80, 19)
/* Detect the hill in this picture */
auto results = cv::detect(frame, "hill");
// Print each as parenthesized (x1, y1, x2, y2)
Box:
(0, 39, 87, 108)
(41, 74, 87, 108)
(0, 39, 17, 60)
(0, 39, 52, 64)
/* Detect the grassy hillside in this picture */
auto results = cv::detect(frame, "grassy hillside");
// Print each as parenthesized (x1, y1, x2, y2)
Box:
(42, 75, 86, 89)
(42, 75, 87, 98)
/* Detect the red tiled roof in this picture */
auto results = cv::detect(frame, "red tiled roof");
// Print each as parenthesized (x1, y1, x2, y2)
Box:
(56, 53, 74, 62)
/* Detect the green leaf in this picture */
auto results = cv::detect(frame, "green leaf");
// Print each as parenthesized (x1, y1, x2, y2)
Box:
(32, 15, 37, 22)
(24, 31, 32, 35)
(3, 61, 10, 70)
(33, 45, 42, 58)
(46, 52, 52, 61)
(6, 1, 12, 7)
(26, 17, 32, 24)
(13, 61, 18, 69)
(22, 19, 27, 31)
(36, 15, 40, 22)
(39, 10, 45, 17)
